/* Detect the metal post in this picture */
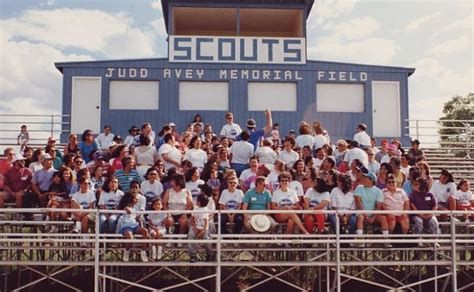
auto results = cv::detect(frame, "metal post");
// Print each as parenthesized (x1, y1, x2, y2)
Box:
(449, 212, 457, 291)
(415, 120, 419, 140)
(94, 210, 100, 292)
(335, 213, 341, 292)
(216, 210, 221, 292)
(50, 115, 54, 138)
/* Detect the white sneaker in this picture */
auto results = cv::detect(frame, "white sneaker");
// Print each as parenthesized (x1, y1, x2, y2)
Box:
(157, 246, 163, 260)
(123, 250, 130, 262)
(151, 246, 157, 260)
(140, 250, 148, 262)
(72, 228, 80, 234)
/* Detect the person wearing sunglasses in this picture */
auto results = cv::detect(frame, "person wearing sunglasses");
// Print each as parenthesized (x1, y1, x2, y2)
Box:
(382, 174, 410, 234)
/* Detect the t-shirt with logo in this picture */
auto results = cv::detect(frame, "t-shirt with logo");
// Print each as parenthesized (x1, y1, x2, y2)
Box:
(304, 188, 331, 209)
(72, 190, 96, 209)
(186, 179, 205, 203)
(430, 181, 456, 203)
(272, 188, 299, 207)
(220, 123, 242, 140)
(98, 190, 124, 210)
(454, 190, 473, 206)
(219, 189, 244, 210)
(193, 206, 209, 230)
(141, 180, 164, 208)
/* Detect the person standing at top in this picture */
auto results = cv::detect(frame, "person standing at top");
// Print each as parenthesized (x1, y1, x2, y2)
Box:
(17, 125, 30, 152)
(124, 126, 139, 147)
(96, 125, 115, 150)
(242, 109, 273, 150)
(353, 123, 371, 149)
(133, 122, 156, 147)
(219, 112, 242, 140)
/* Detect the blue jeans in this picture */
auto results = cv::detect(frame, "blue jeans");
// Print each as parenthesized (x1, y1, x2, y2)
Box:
(328, 214, 357, 234)
(99, 214, 118, 233)
(220, 213, 244, 234)
(232, 163, 249, 177)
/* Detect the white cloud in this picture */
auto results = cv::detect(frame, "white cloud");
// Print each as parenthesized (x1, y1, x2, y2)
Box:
(404, 12, 441, 32)
(151, 18, 167, 36)
(1, 8, 156, 59)
(40, 0, 55, 7)
(308, 37, 398, 65)
(150, 1, 162, 11)
(441, 16, 472, 32)
(330, 17, 380, 40)
(307, 0, 355, 28)
(427, 35, 471, 56)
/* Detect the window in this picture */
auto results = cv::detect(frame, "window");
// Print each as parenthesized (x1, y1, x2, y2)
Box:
(109, 81, 159, 110)
(316, 83, 364, 112)
(248, 82, 297, 111)
(179, 81, 229, 110)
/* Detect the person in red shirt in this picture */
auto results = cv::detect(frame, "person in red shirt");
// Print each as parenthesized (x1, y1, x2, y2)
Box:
(1, 153, 32, 208)
(0, 148, 15, 200)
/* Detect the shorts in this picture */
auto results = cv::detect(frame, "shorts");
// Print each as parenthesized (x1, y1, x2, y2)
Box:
(438, 202, 449, 209)
(385, 215, 406, 224)
(120, 225, 140, 235)
(457, 204, 473, 211)
(86, 212, 96, 222)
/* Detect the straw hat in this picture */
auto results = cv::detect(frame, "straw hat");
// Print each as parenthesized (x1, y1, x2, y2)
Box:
(250, 215, 271, 233)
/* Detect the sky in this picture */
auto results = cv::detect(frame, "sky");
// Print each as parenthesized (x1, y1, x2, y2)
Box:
(0, 0, 473, 144)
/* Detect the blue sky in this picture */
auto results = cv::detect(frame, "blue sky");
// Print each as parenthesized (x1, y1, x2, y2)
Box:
(0, 0, 472, 130)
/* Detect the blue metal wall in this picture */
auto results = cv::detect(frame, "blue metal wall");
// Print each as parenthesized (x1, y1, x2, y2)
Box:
(57, 58, 414, 144)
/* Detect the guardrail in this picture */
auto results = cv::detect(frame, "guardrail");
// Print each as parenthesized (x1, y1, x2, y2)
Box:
(1, 208, 473, 292)
(405, 119, 473, 151)
(0, 114, 70, 146)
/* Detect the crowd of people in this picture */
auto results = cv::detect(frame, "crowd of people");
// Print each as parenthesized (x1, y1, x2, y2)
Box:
(0, 110, 473, 262)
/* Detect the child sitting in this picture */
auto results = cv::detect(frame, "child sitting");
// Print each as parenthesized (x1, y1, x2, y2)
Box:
(117, 192, 149, 262)
(147, 198, 172, 260)
(46, 172, 68, 232)
(188, 194, 214, 263)
(454, 179, 473, 222)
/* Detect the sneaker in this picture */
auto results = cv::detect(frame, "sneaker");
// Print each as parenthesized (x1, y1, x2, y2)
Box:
(151, 246, 157, 260)
(157, 246, 163, 260)
(123, 250, 130, 262)
(140, 251, 148, 262)
(71, 228, 80, 234)
(384, 243, 393, 248)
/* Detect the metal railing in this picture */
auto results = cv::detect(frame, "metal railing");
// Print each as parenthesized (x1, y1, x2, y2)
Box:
(0, 114, 70, 146)
(1, 208, 473, 292)
(405, 119, 474, 150)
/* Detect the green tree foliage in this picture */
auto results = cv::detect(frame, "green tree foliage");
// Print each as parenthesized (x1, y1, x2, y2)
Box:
(438, 93, 474, 156)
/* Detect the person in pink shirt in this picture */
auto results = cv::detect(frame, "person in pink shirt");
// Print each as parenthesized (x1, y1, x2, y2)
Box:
(382, 174, 410, 234)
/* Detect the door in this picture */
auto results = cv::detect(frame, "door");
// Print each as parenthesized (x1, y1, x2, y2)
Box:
(71, 77, 101, 134)
(371, 81, 401, 137)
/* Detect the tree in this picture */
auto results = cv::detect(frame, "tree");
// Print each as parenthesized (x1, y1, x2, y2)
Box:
(438, 93, 474, 157)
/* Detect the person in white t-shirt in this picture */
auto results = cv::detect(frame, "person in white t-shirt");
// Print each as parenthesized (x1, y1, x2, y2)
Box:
(219, 177, 245, 234)
(278, 137, 299, 168)
(239, 156, 259, 193)
(353, 123, 371, 149)
(454, 179, 473, 222)
(296, 124, 314, 149)
(98, 176, 124, 233)
(230, 131, 254, 176)
(344, 141, 369, 168)
(188, 194, 214, 263)
(71, 176, 96, 233)
(220, 112, 242, 140)
(328, 174, 356, 234)
(158, 134, 182, 172)
(141, 167, 164, 209)
(96, 125, 115, 150)
(255, 138, 277, 166)
(184, 136, 208, 170)
(271, 172, 309, 235)
(429, 169, 457, 221)
(304, 177, 331, 233)
(185, 167, 205, 203)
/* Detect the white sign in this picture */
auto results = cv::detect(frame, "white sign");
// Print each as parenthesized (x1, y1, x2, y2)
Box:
(169, 35, 306, 65)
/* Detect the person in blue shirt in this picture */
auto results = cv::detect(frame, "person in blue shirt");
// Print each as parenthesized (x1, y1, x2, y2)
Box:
(242, 176, 276, 233)
(239, 109, 273, 150)
(354, 166, 390, 246)
(78, 129, 99, 164)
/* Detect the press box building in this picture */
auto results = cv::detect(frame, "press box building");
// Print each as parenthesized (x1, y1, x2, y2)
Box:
(55, 0, 415, 143)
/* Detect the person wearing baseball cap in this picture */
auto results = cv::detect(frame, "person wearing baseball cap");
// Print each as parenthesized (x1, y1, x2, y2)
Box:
(0, 154, 32, 209)
(124, 126, 139, 147)
(239, 109, 272, 150)
(30, 153, 56, 207)
(354, 165, 391, 247)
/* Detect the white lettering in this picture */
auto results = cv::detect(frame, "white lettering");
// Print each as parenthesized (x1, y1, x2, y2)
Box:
(219, 70, 227, 79)
(129, 68, 137, 78)
(262, 70, 270, 80)
(284, 71, 292, 80)
(196, 69, 204, 79)
(295, 71, 302, 80)
(163, 69, 171, 78)
(241, 70, 249, 79)
(328, 71, 337, 81)
(274, 70, 281, 80)
(339, 72, 346, 81)
(349, 72, 357, 81)
(317, 71, 325, 80)
(185, 69, 193, 79)
(140, 68, 148, 78)
(105, 68, 114, 77)
(175, 69, 182, 79)
(118, 68, 126, 78)
(252, 70, 260, 79)
(360, 72, 368, 81)
(230, 70, 238, 79)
